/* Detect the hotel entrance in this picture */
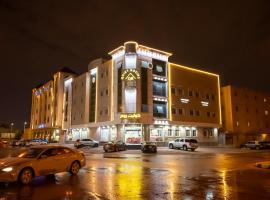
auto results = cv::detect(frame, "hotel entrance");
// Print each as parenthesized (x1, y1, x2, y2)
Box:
(124, 124, 142, 144)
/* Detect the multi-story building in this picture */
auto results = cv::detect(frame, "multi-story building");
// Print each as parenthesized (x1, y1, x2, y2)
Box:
(30, 67, 76, 142)
(30, 41, 222, 145)
(220, 85, 270, 146)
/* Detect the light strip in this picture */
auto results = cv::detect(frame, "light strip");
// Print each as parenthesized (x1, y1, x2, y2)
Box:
(169, 63, 219, 77)
(95, 68, 98, 123)
(138, 44, 172, 56)
(168, 64, 172, 121)
(181, 98, 190, 103)
(110, 60, 114, 121)
(217, 75, 222, 125)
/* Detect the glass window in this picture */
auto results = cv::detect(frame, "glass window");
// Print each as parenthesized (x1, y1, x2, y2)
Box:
(152, 59, 166, 76)
(125, 88, 136, 113)
(153, 81, 166, 96)
(125, 54, 137, 69)
(186, 130, 190, 137)
(153, 102, 167, 118)
(192, 130, 197, 137)
(172, 108, 176, 114)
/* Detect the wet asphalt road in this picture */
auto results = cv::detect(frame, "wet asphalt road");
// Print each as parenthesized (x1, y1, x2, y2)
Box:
(0, 147, 270, 200)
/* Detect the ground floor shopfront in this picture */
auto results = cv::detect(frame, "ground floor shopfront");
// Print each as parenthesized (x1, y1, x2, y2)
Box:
(67, 124, 219, 146)
(30, 128, 62, 142)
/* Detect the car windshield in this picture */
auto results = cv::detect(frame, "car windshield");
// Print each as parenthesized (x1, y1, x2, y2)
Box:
(11, 148, 44, 158)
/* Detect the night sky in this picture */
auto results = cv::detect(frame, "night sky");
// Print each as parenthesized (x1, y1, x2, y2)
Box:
(1, 0, 270, 129)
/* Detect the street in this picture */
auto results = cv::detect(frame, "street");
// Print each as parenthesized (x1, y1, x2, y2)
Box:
(0, 147, 270, 200)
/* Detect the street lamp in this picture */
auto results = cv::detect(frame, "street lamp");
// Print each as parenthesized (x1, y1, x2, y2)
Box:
(23, 122, 27, 133)
(10, 122, 14, 140)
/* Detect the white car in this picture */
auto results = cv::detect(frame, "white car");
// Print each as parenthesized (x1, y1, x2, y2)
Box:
(168, 138, 198, 151)
(29, 139, 48, 146)
(0, 146, 86, 185)
(74, 139, 99, 148)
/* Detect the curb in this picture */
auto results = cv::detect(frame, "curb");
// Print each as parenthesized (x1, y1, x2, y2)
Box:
(255, 162, 270, 169)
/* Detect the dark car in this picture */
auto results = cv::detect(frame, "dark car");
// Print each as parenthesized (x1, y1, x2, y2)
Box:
(259, 141, 270, 149)
(141, 142, 157, 153)
(103, 141, 126, 152)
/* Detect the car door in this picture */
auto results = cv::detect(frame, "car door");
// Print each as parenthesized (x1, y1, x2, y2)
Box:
(174, 139, 180, 148)
(35, 148, 59, 176)
(53, 148, 74, 171)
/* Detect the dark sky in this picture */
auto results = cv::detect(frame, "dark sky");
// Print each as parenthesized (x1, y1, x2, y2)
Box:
(1, 0, 270, 129)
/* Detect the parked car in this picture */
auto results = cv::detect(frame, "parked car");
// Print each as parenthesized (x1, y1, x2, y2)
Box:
(242, 141, 270, 150)
(259, 141, 270, 149)
(74, 138, 99, 148)
(103, 141, 126, 152)
(0, 146, 86, 185)
(29, 139, 48, 146)
(242, 141, 263, 150)
(168, 138, 198, 151)
(0, 140, 8, 148)
(141, 142, 157, 153)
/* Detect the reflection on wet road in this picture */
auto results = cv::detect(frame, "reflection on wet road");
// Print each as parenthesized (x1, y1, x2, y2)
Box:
(1, 151, 270, 200)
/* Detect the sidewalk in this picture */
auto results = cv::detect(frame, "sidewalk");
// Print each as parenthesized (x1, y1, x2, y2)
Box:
(256, 161, 270, 169)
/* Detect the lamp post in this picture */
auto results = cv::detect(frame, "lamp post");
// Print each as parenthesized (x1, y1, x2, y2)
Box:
(23, 122, 27, 133)
(10, 122, 14, 140)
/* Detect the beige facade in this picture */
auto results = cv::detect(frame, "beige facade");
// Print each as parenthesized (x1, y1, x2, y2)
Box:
(221, 85, 270, 146)
(30, 68, 76, 142)
(30, 42, 222, 145)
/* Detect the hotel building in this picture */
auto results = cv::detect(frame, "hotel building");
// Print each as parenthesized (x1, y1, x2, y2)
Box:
(220, 85, 270, 146)
(30, 41, 221, 145)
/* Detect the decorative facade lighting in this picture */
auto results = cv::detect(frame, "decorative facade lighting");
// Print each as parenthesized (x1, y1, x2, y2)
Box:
(201, 101, 209, 107)
(154, 120, 169, 125)
(153, 97, 167, 102)
(120, 113, 141, 119)
(121, 69, 140, 80)
(153, 76, 167, 81)
(180, 98, 190, 103)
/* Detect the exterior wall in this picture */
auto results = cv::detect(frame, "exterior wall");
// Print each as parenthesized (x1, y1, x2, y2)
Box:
(71, 72, 89, 125)
(221, 85, 270, 146)
(169, 63, 220, 126)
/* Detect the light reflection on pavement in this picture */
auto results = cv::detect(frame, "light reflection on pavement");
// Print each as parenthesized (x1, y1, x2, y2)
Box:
(0, 148, 270, 200)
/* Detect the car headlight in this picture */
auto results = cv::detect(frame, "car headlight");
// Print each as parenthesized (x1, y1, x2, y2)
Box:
(2, 167, 13, 172)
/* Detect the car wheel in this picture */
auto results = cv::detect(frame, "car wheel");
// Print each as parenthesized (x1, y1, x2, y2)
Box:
(70, 161, 80, 175)
(183, 146, 188, 151)
(19, 168, 33, 185)
(169, 144, 174, 149)
(94, 143, 98, 147)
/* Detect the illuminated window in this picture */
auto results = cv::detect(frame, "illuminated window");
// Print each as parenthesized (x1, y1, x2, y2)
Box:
(265, 110, 269, 115)
(236, 121, 239, 126)
(248, 122, 250, 127)
(153, 81, 166, 96)
(264, 98, 267, 102)
(125, 54, 137, 69)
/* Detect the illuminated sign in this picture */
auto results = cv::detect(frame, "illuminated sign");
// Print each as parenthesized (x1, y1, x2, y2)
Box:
(120, 113, 141, 119)
(121, 69, 140, 81)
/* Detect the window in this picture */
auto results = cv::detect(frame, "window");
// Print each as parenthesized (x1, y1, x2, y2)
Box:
(192, 130, 197, 137)
(195, 110, 200, 116)
(152, 59, 166, 76)
(189, 90, 193, 97)
(265, 110, 269, 115)
(47, 117, 49, 123)
(153, 102, 167, 118)
(235, 106, 239, 112)
(264, 98, 267, 102)
(195, 91, 199, 98)
(186, 129, 190, 137)
(171, 87, 176, 94)
(100, 91, 103, 97)
(106, 89, 108, 95)
(100, 110, 103, 116)
(179, 108, 184, 115)
(190, 110, 194, 116)
(81, 114, 83, 119)
(105, 109, 108, 115)
(81, 82, 84, 86)
(234, 92, 237, 96)
(101, 72, 104, 78)
(254, 96, 257, 100)
(209, 130, 213, 137)
(153, 81, 166, 96)
(167, 129, 172, 136)
(178, 88, 184, 96)
(211, 94, 215, 101)
(236, 121, 239, 127)
(172, 108, 176, 114)
(207, 112, 210, 117)
(246, 108, 249, 113)
(206, 94, 210, 100)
